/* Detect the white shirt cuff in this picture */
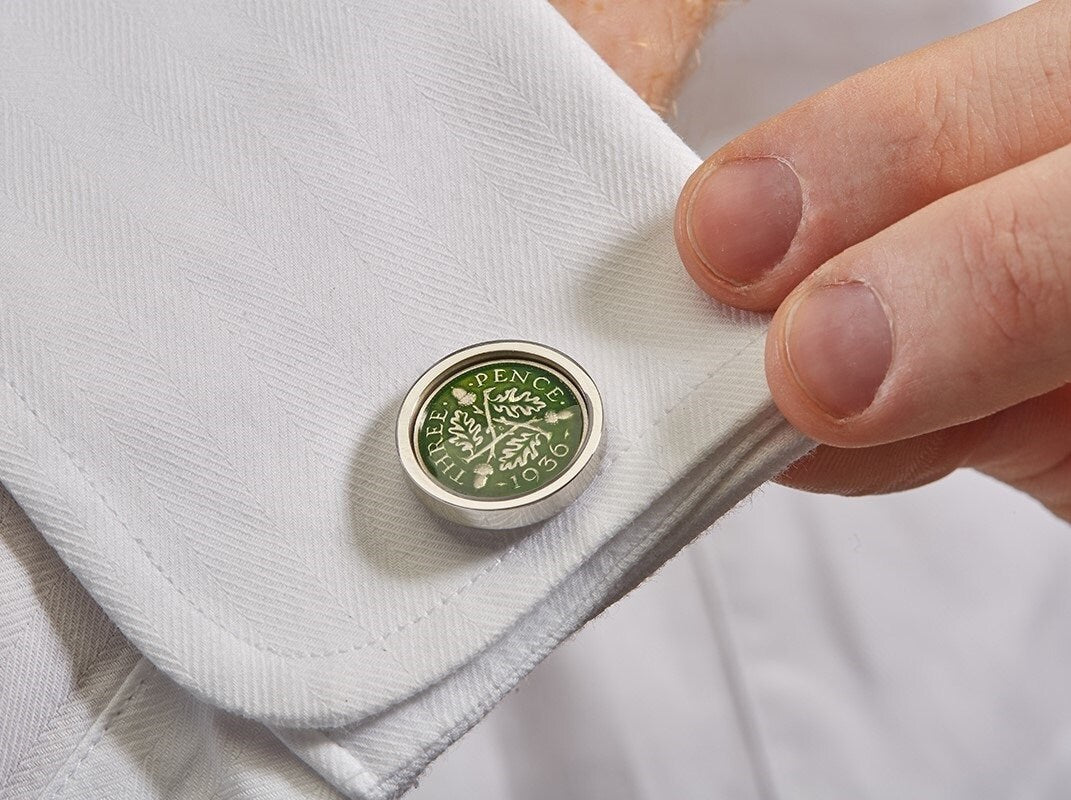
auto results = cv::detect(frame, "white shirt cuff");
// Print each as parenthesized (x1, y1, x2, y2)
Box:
(0, 0, 809, 795)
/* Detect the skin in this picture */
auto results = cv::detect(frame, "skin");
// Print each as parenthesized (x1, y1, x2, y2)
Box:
(564, 0, 1071, 522)
(675, 0, 1071, 521)
(550, 0, 721, 114)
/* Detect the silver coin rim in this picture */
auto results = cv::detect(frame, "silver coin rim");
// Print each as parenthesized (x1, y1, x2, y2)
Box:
(396, 340, 604, 529)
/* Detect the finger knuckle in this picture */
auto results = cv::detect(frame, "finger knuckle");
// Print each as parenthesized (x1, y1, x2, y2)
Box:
(956, 187, 1068, 350)
(910, 54, 999, 190)
(909, 70, 960, 189)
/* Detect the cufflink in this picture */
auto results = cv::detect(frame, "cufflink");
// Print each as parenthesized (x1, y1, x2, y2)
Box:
(397, 341, 604, 529)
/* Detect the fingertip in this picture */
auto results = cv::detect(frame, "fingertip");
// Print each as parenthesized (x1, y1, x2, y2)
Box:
(676, 156, 805, 312)
(764, 280, 894, 448)
(675, 162, 738, 300)
(763, 302, 817, 434)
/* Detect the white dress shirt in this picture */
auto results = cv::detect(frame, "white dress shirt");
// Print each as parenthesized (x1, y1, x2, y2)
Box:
(415, 2, 1071, 798)
(4, 1, 1067, 799)
(1, 0, 805, 797)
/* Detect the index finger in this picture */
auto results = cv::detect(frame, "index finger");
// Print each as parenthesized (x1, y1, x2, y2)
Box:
(675, 0, 1071, 311)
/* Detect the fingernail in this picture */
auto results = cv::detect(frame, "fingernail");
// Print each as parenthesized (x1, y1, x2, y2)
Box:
(784, 281, 893, 419)
(687, 157, 802, 286)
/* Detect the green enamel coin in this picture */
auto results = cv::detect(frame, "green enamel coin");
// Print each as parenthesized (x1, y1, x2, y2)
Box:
(415, 359, 586, 500)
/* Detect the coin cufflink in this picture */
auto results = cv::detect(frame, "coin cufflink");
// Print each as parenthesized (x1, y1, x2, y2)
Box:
(397, 341, 604, 529)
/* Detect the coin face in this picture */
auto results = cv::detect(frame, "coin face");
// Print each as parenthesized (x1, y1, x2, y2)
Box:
(398, 341, 604, 529)
(414, 359, 587, 500)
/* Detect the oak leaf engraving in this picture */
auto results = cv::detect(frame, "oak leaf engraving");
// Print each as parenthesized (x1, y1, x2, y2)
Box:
(498, 430, 541, 471)
(447, 409, 484, 456)
(487, 387, 546, 420)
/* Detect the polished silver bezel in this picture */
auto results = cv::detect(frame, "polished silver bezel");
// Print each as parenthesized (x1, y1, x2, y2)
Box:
(397, 340, 604, 529)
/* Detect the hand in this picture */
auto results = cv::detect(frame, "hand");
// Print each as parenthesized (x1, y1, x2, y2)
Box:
(675, 0, 1071, 521)
(550, 0, 720, 115)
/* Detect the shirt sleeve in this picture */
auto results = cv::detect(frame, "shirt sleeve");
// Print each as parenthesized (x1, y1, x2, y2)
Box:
(0, 0, 810, 796)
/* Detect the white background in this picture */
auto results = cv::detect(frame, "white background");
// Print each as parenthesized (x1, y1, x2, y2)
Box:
(412, 2, 1071, 798)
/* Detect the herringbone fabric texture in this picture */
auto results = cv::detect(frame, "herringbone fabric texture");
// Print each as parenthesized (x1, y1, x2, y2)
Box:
(0, 0, 809, 796)
(0, 484, 346, 800)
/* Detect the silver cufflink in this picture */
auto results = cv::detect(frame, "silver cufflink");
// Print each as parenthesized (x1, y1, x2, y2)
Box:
(397, 341, 604, 529)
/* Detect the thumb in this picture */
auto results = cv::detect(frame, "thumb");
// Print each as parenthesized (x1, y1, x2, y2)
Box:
(765, 144, 1071, 449)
